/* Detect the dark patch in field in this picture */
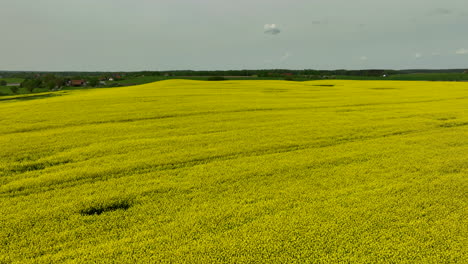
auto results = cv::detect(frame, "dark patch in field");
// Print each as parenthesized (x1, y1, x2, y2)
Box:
(435, 117, 456, 121)
(0, 93, 63, 102)
(80, 198, 133, 216)
(335, 108, 361, 112)
(311, 84, 335, 87)
(263, 89, 288, 93)
(341, 96, 468, 108)
(439, 122, 468, 128)
(6, 159, 72, 174)
(370, 88, 398, 90)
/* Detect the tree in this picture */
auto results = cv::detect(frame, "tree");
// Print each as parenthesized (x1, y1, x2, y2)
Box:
(54, 77, 65, 90)
(207, 76, 226, 81)
(10, 86, 19, 94)
(88, 77, 99, 87)
(45, 81, 56, 90)
(21, 79, 42, 93)
(0, 80, 6, 86)
(43, 74, 56, 83)
(40, 74, 65, 91)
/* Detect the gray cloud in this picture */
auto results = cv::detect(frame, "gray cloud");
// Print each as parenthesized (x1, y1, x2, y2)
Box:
(264, 24, 281, 35)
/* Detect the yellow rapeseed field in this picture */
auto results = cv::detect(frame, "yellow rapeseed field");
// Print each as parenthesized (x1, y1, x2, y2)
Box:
(1, 80, 467, 263)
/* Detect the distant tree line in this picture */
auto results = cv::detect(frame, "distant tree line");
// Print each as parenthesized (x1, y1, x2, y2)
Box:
(134, 69, 398, 77)
(2, 68, 468, 81)
(2, 68, 468, 94)
(18, 74, 105, 93)
(20, 74, 66, 93)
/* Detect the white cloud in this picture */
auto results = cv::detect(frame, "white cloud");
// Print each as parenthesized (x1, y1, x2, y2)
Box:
(360, 56, 368, 61)
(264, 24, 281, 35)
(455, 48, 468, 55)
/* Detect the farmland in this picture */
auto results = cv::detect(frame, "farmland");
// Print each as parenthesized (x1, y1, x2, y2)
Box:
(0, 80, 467, 263)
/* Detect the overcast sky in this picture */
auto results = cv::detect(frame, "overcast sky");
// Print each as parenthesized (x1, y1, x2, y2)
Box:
(1, 0, 468, 71)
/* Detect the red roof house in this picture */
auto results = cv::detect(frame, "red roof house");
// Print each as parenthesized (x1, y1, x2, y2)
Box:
(70, 80, 86, 87)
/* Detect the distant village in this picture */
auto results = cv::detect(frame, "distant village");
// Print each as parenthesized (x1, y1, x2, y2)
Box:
(68, 74, 125, 87)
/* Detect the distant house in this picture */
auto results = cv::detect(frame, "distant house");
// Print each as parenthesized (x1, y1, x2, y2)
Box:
(70, 80, 86, 87)
(108, 77, 114, 81)
(282, 73, 294, 76)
